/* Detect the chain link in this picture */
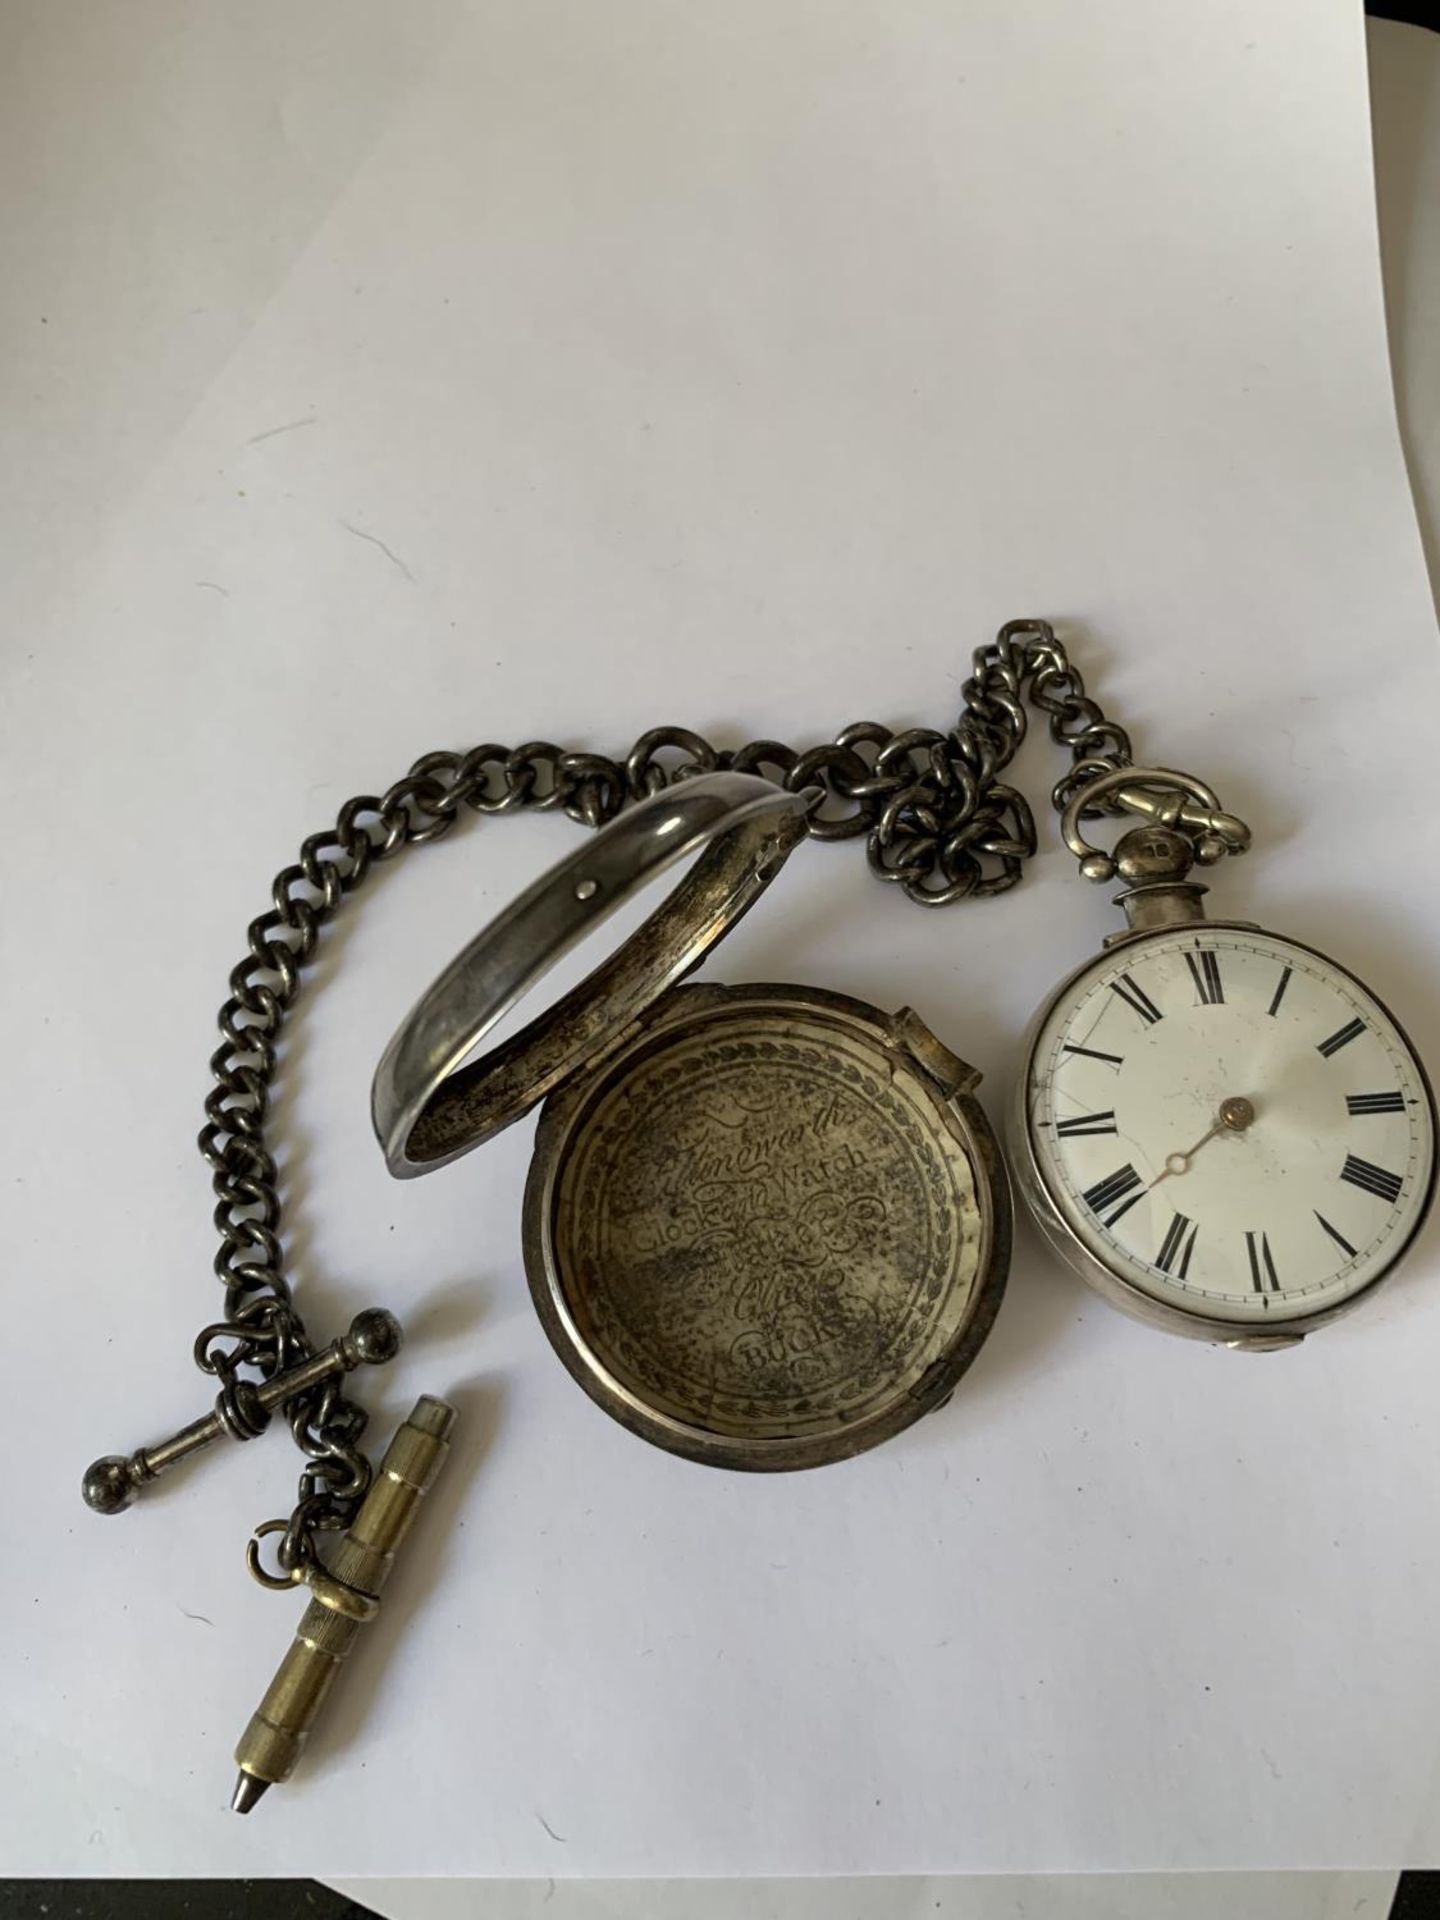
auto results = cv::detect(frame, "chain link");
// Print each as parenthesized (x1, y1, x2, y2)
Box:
(199, 617, 1131, 1575)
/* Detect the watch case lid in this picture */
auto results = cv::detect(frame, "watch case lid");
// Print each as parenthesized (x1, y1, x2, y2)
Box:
(371, 771, 814, 1176)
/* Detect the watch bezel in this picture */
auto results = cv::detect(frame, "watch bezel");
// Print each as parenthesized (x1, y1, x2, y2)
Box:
(1009, 920, 1439, 1347)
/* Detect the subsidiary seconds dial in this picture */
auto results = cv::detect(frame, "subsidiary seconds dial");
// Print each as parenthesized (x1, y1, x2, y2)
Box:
(1023, 927, 1436, 1333)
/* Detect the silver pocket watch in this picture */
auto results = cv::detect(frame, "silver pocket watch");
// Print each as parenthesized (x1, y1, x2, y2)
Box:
(1011, 766, 1436, 1347)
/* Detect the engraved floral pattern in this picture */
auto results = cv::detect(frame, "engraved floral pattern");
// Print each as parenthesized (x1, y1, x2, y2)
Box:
(554, 1021, 982, 1437)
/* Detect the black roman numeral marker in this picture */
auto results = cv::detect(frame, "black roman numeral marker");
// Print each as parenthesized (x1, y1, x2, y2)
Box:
(1267, 966, 1293, 1018)
(1318, 1017, 1366, 1059)
(1246, 1230, 1280, 1293)
(1062, 1042, 1125, 1068)
(1156, 1211, 1197, 1278)
(1346, 1091, 1406, 1115)
(1082, 1163, 1145, 1228)
(1055, 1110, 1119, 1137)
(1315, 1211, 1358, 1260)
(1185, 948, 1224, 1006)
(1109, 973, 1163, 1026)
(1340, 1153, 1403, 1204)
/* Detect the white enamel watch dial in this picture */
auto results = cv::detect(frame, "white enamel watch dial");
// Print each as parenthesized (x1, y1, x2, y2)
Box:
(1022, 926, 1436, 1335)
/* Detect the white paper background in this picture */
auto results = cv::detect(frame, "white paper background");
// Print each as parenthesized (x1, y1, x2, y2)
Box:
(3, 0, 1439, 1880)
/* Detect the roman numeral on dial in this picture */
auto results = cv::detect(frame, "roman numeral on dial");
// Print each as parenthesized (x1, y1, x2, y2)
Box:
(1062, 1042, 1125, 1068)
(1082, 1163, 1145, 1228)
(1156, 1211, 1197, 1278)
(1318, 1017, 1366, 1058)
(1315, 1211, 1358, 1260)
(1346, 1091, 1405, 1115)
(1267, 966, 1293, 1018)
(1246, 1230, 1280, 1293)
(1108, 974, 1163, 1026)
(1055, 1110, 1118, 1137)
(1339, 1154, 1403, 1204)
(1185, 949, 1224, 1005)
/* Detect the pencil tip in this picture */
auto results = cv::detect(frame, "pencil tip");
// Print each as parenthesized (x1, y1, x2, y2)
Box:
(231, 1770, 270, 1814)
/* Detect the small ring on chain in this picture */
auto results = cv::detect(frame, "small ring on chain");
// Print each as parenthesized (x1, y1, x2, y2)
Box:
(246, 1519, 305, 1592)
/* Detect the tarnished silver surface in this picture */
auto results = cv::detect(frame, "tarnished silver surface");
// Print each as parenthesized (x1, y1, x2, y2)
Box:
(82, 1310, 403, 1516)
(525, 983, 1009, 1470)
(373, 773, 815, 1177)
(88, 617, 1135, 1544)
(1058, 764, 1251, 883)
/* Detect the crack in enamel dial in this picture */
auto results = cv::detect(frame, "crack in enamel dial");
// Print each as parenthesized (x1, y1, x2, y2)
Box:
(1025, 927, 1436, 1328)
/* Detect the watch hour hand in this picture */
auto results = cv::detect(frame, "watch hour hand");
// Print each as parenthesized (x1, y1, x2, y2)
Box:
(1147, 1095, 1256, 1189)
